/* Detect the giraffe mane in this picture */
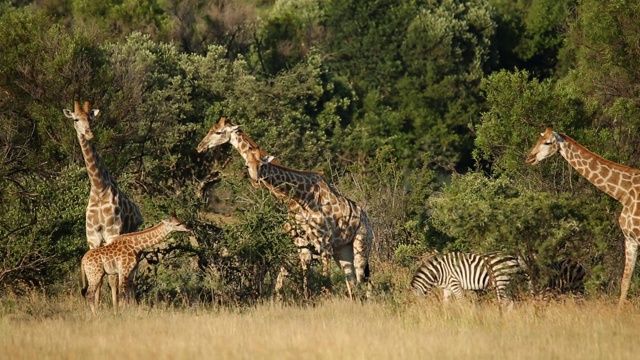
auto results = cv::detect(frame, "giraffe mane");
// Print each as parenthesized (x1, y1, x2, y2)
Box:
(560, 133, 640, 174)
(266, 161, 324, 177)
(112, 221, 164, 242)
(240, 131, 281, 165)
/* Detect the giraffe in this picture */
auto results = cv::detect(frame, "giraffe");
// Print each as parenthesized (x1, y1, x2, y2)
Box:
(80, 216, 190, 314)
(526, 127, 640, 309)
(249, 153, 373, 298)
(196, 116, 332, 297)
(63, 100, 144, 249)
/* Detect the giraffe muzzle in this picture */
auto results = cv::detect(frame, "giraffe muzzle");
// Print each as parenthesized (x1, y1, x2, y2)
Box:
(525, 154, 538, 165)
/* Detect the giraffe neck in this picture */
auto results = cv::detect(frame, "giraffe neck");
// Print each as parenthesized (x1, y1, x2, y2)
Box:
(77, 134, 112, 192)
(558, 134, 638, 203)
(228, 131, 295, 201)
(125, 222, 173, 253)
(229, 131, 261, 165)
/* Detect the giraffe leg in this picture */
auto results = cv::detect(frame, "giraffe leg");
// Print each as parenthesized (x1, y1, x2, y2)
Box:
(118, 272, 129, 313)
(294, 235, 314, 299)
(85, 285, 99, 314)
(298, 247, 312, 299)
(352, 226, 371, 284)
(126, 266, 139, 304)
(352, 219, 372, 298)
(618, 239, 638, 309)
(274, 266, 289, 300)
(333, 245, 356, 300)
(108, 274, 118, 313)
(85, 274, 103, 314)
(320, 245, 332, 277)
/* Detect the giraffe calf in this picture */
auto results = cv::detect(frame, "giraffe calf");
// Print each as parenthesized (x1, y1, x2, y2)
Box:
(80, 216, 190, 314)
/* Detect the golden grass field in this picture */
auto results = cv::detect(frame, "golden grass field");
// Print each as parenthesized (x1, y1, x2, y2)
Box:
(1, 292, 640, 360)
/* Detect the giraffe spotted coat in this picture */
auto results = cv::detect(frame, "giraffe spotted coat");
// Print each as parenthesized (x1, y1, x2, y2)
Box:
(63, 101, 143, 249)
(526, 127, 640, 309)
(80, 216, 190, 313)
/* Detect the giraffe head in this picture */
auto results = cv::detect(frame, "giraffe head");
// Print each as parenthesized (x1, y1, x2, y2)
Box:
(196, 116, 241, 153)
(525, 127, 563, 165)
(162, 216, 191, 233)
(63, 101, 99, 140)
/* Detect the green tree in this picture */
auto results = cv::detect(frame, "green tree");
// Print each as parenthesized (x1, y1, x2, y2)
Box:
(489, 0, 572, 78)
(324, 0, 495, 169)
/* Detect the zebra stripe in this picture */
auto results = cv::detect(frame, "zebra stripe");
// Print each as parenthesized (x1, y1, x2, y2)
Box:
(410, 252, 521, 305)
(537, 259, 587, 300)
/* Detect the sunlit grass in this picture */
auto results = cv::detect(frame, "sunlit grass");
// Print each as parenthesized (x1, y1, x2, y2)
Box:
(1, 292, 639, 359)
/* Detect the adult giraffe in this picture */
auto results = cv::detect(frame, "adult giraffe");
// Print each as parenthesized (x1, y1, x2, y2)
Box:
(196, 116, 371, 297)
(63, 101, 144, 250)
(248, 153, 373, 298)
(526, 127, 639, 308)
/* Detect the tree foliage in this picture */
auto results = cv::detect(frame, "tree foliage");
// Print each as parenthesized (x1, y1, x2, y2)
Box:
(2, 0, 640, 303)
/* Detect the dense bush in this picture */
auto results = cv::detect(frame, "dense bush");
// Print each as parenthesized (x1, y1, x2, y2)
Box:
(2, 0, 640, 305)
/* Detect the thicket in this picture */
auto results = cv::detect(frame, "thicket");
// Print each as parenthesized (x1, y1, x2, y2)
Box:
(2, 0, 640, 305)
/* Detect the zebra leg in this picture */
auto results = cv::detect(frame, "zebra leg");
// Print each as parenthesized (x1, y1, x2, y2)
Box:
(618, 238, 638, 310)
(449, 281, 464, 302)
(443, 288, 453, 303)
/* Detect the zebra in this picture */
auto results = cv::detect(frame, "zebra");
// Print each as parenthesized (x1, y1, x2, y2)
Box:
(532, 259, 587, 301)
(410, 252, 522, 306)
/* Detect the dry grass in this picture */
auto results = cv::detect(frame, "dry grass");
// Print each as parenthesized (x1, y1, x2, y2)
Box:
(1, 293, 639, 360)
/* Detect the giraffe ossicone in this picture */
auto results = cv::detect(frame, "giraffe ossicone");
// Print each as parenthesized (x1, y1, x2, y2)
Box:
(526, 127, 640, 309)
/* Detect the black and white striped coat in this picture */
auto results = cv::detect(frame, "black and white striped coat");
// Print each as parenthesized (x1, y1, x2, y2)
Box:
(410, 252, 521, 306)
(535, 259, 587, 300)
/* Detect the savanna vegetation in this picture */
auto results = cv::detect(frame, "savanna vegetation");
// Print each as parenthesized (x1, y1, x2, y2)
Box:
(2, 295, 640, 359)
(2, 0, 640, 312)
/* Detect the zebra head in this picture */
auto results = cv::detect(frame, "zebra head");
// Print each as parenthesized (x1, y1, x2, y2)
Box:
(410, 267, 435, 296)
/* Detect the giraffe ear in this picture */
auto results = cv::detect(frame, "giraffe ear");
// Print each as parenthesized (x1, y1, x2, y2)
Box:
(262, 155, 275, 164)
(89, 109, 100, 118)
(63, 109, 74, 118)
(230, 124, 242, 132)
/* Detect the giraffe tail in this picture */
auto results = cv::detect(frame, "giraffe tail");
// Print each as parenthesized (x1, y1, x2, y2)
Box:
(80, 262, 88, 297)
(364, 262, 370, 281)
